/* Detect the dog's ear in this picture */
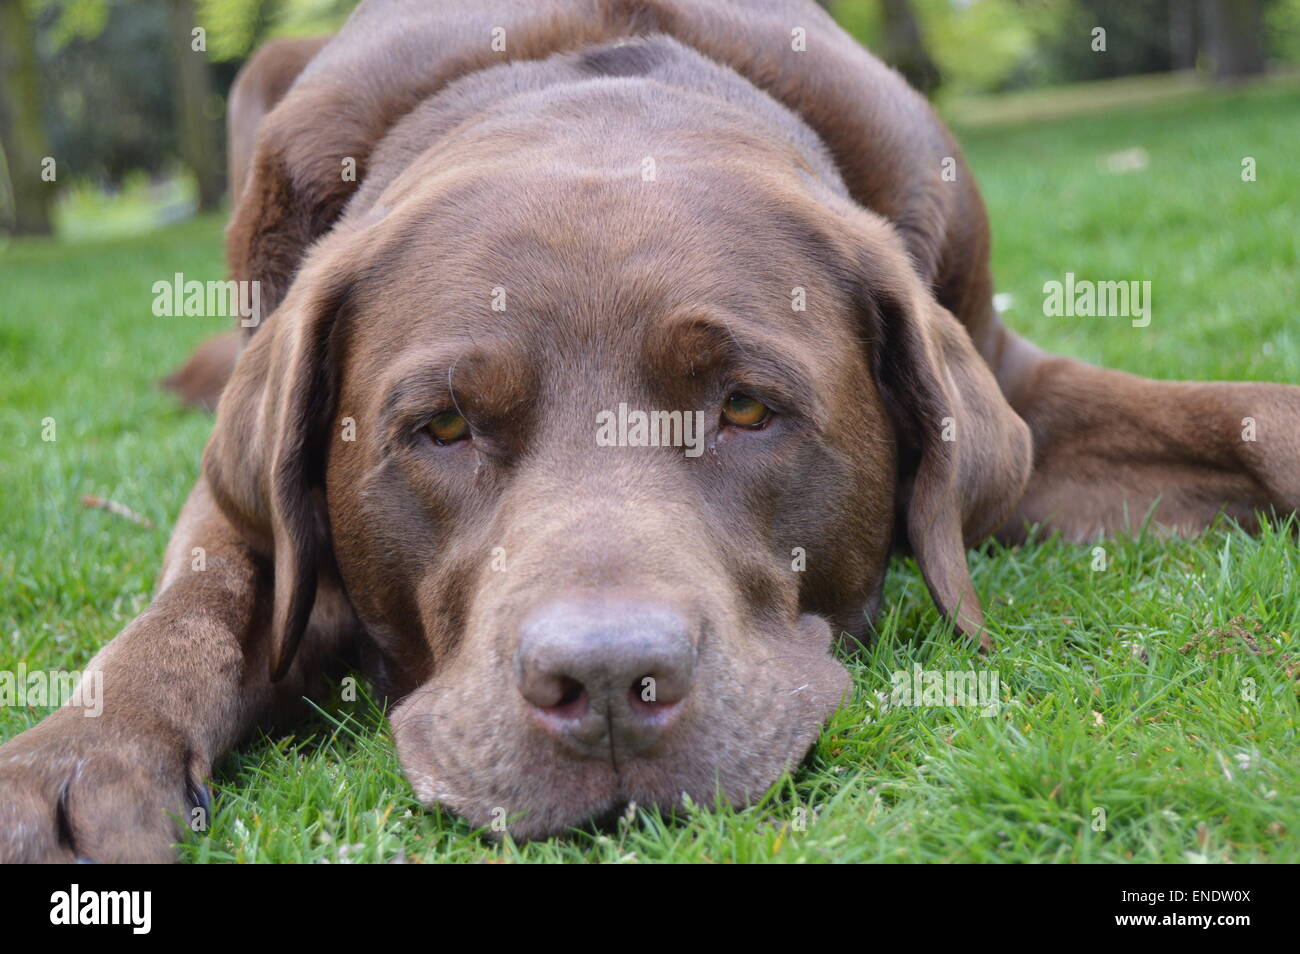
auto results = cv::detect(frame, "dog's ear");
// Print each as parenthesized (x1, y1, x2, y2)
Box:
(862, 252, 1033, 648)
(202, 239, 359, 680)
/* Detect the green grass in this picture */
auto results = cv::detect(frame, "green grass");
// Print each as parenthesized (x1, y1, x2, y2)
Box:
(2, 82, 1298, 863)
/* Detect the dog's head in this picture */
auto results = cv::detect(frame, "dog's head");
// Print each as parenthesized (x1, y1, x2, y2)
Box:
(205, 51, 1030, 838)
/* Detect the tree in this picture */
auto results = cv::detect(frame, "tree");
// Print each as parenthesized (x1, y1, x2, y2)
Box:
(1170, 0, 1199, 71)
(879, 0, 941, 95)
(0, 0, 55, 234)
(171, 0, 222, 211)
(1199, 0, 1268, 80)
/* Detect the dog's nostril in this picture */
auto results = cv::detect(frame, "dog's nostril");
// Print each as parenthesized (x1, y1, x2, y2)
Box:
(556, 677, 584, 707)
(627, 677, 678, 717)
(543, 677, 588, 720)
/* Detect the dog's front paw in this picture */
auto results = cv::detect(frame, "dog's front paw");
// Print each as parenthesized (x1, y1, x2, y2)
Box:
(0, 714, 203, 863)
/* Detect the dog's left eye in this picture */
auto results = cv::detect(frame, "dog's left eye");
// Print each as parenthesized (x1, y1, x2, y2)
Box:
(721, 392, 771, 428)
(426, 411, 470, 445)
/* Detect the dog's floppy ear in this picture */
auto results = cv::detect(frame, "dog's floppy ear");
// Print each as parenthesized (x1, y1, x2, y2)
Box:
(862, 249, 1033, 648)
(202, 239, 359, 680)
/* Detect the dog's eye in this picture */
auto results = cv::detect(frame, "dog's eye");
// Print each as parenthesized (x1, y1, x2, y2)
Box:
(426, 411, 470, 445)
(722, 392, 771, 428)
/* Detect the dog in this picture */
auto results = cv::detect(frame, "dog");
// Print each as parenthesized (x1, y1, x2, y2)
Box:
(2, 0, 1297, 862)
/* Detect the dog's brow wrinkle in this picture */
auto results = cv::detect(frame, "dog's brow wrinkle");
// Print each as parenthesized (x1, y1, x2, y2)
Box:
(721, 320, 751, 358)
(446, 362, 468, 419)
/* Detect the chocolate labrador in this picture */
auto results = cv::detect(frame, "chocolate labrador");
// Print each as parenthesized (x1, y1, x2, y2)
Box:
(3, 0, 1297, 861)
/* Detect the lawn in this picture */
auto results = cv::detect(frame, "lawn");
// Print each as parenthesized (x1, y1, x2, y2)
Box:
(1, 80, 1297, 863)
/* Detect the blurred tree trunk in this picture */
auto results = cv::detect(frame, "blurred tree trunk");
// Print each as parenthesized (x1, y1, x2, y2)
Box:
(0, 0, 54, 235)
(880, 0, 941, 95)
(1199, 0, 1267, 80)
(170, 0, 222, 211)
(1169, 0, 1199, 70)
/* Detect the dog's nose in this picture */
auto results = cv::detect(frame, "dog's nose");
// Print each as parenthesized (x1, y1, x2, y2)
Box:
(514, 600, 696, 756)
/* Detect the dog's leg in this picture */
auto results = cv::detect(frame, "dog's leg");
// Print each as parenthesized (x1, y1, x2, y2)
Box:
(159, 327, 245, 411)
(983, 319, 1300, 542)
(0, 478, 336, 862)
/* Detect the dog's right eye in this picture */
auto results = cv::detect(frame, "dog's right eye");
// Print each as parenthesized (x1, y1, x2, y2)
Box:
(721, 392, 771, 428)
(426, 411, 470, 445)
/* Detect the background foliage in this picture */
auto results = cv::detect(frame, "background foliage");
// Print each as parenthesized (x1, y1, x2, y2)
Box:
(3, 0, 1299, 235)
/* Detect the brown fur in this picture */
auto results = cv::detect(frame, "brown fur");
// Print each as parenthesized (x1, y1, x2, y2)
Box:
(3, 0, 1298, 860)
(161, 35, 327, 411)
